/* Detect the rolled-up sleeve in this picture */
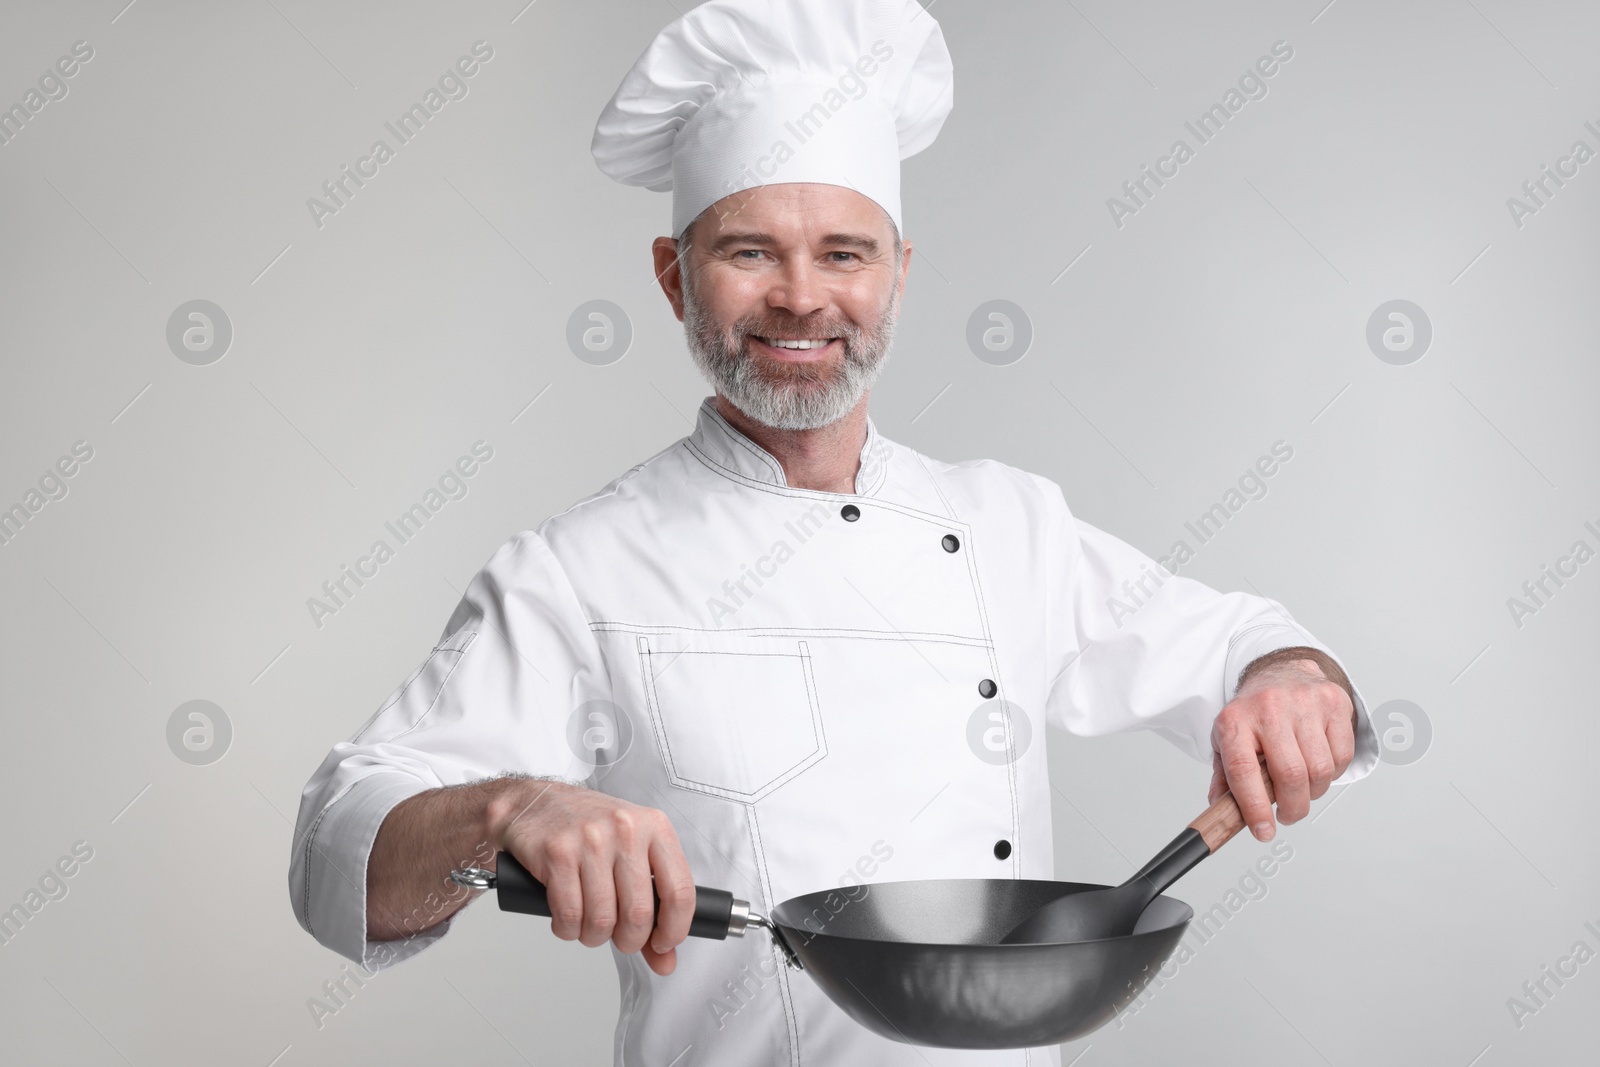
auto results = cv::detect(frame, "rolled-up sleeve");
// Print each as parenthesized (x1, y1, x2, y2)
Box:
(1036, 475, 1379, 784)
(287, 528, 606, 970)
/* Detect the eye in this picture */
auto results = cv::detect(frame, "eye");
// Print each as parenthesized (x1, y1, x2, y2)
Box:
(735, 249, 766, 260)
(826, 251, 859, 264)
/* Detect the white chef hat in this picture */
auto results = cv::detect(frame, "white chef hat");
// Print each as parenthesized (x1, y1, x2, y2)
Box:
(592, 0, 953, 238)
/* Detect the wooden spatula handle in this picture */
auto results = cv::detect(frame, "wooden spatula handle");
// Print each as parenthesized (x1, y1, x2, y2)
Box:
(1187, 765, 1277, 852)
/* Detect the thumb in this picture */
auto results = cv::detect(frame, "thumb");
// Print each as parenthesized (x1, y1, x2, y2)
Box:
(642, 943, 678, 977)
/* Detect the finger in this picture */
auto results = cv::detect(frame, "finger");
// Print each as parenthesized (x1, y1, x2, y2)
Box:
(1219, 729, 1274, 842)
(1261, 711, 1310, 826)
(646, 822, 697, 956)
(1326, 701, 1356, 778)
(578, 847, 618, 948)
(610, 845, 656, 956)
(1294, 713, 1337, 804)
(641, 943, 678, 977)
(538, 841, 584, 942)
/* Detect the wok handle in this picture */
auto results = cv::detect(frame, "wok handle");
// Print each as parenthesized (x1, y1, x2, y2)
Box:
(1188, 767, 1278, 852)
(1119, 767, 1279, 899)
(488, 851, 745, 941)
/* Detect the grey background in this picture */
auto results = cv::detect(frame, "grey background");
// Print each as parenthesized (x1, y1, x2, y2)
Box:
(1, 0, 1595, 1063)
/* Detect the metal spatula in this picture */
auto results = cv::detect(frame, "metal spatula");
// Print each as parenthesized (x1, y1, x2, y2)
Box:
(1000, 770, 1274, 944)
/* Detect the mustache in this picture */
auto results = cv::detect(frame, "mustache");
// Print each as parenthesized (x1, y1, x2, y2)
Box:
(737, 315, 859, 340)
(699, 316, 862, 387)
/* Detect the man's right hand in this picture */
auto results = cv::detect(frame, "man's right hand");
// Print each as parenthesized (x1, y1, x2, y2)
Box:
(486, 779, 697, 977)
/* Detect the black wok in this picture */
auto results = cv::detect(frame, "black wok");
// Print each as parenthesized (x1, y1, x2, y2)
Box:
(451, 776, 1268, 1048)
(767, 877, 1191, 1046)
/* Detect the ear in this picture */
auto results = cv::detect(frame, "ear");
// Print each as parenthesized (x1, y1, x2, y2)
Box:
(896, 239, 913, 302)
(652, 237, 686, 322)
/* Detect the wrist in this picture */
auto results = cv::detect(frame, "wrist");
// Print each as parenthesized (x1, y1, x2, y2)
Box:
(1238, 646, 1357, 721)
(482, 775, 579, 853)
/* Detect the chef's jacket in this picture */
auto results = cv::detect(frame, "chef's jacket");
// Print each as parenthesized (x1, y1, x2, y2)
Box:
(290, 396, 1378, 1066)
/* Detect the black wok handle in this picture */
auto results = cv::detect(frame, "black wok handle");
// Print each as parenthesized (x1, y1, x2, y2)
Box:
(1123, 766, 1277, 897)
(490, 850, 742, 941)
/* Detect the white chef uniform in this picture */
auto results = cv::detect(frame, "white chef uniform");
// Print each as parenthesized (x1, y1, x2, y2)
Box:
(289, 397, 1380, 1066)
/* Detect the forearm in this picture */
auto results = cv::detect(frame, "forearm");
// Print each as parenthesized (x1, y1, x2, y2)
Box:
(365, 774, 698, 976)
(365, 777, 516, 942)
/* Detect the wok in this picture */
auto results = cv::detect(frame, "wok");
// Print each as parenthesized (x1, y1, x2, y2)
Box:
(450, 777, 1268, 1048)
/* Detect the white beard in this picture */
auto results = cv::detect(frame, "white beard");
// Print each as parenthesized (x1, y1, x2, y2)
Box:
(680, 269, 899, 432)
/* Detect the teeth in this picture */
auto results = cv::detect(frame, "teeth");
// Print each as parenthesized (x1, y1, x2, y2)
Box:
(759, 337, 832, 350)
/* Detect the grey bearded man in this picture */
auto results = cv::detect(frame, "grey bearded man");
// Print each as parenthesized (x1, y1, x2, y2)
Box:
(289, 1, 1379, 1063)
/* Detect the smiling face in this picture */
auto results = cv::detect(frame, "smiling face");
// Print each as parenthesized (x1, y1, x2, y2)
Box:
(653, 183, 912, 431)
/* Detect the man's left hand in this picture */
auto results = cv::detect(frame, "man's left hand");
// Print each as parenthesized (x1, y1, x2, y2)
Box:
(1208, 648, 1357, 841)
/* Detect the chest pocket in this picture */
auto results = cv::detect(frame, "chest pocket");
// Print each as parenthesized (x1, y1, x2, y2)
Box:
(637, 633, 826, 802)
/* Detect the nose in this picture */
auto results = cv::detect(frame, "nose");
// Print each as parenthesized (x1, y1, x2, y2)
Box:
(766, 259, 828, 319)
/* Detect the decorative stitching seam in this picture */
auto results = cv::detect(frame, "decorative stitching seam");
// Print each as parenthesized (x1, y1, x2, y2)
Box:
(644, 650, 807, 659)
(868, 439, 890, 494)
(590, 621, 990, 645)
(351, 631, 479, 746)
(687, 438, 939, 509)
(300, 802, 335, 942)
(697, 398, 890, 505)
(637, 641, 680, 794)
(747, 803, 801, 1066)
(855, 425, 890, 496)
(301, 774, 424, 947)
(384, 632, 478, 744)
(908, 449, 959, 520)
(798, 641, 826, 769)
(702, 403, 790, 484)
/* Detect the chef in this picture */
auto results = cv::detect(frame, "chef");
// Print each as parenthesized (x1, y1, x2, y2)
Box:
(289, 1, 1379, 1063)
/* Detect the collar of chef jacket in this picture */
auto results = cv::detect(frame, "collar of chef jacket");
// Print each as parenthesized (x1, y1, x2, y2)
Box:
(687, 396, 893, 496)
